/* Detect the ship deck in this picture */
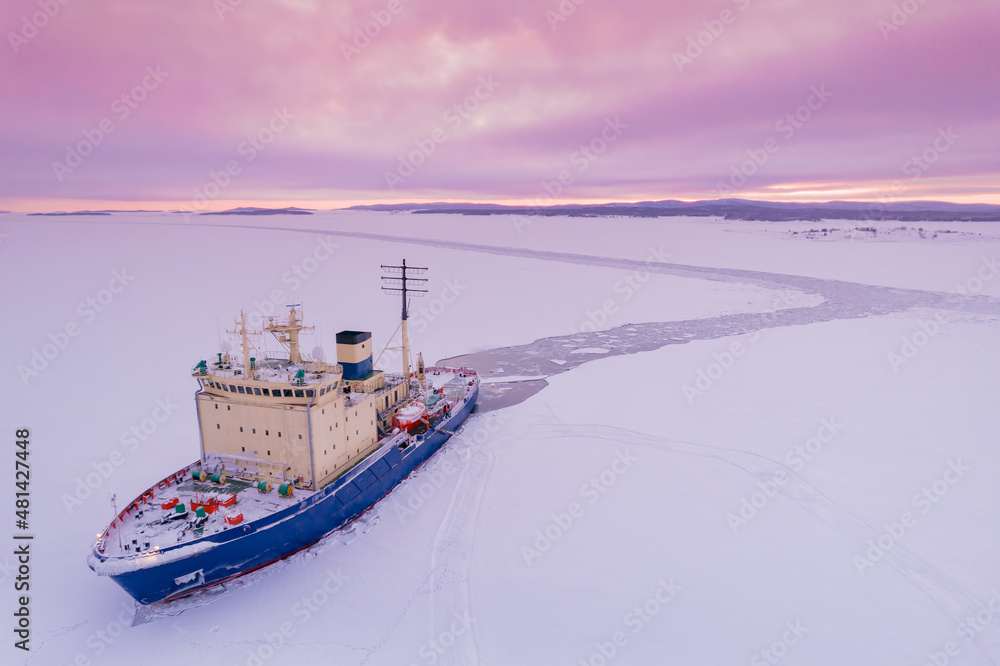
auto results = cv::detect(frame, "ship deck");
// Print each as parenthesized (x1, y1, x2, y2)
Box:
(98, 474, 315, 558)
(95, 366, 477, 560)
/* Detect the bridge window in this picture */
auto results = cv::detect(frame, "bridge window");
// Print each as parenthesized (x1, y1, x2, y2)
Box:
(306, 390, 314, 398)
(295, 390, 304, 398)
(230, 385, 236, 392)
(253, 388, 262, 396)
(237, 386, 245, 394)
(262, 388, 270, 396)
(284, 390, 293, 397)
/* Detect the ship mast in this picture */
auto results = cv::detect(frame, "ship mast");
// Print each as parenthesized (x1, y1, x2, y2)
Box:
(226, 311, 258, 380)
(381, 260, 427, 387)
(265, 304, 313, 364)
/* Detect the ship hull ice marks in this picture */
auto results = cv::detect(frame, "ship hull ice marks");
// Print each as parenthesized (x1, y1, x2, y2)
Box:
(95, 384, 479, 605)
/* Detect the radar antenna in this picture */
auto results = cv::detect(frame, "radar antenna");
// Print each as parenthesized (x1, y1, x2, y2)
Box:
(381, 259, 427, 385)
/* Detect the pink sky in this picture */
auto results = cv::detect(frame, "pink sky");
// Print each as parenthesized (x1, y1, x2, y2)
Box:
(1, 0, 998, 211)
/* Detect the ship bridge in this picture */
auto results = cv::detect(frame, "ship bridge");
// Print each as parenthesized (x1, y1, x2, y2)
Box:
(189, 306, 404, 495)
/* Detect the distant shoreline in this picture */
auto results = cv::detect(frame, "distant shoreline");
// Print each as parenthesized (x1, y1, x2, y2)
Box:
(7, 199, 1000, 222)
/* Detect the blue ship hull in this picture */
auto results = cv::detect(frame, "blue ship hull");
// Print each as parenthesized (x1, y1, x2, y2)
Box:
(90, 383, 479, 605)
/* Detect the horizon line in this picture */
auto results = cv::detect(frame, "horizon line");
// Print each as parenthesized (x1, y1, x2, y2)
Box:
(3, 193, 1000, 215)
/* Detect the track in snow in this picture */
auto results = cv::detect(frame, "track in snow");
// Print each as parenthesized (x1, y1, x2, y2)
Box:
(427, 433, 496, 666)
(524, 423, 1000, 665)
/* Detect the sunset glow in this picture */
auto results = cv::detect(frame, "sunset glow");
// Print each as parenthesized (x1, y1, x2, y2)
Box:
(2, 0, 997, 211)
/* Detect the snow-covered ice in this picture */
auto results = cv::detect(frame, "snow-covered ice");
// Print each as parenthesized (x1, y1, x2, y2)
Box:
(1, 211, 998, 665)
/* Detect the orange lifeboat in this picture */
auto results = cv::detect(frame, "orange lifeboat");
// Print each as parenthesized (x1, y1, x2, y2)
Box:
(393, 402, 426, 430)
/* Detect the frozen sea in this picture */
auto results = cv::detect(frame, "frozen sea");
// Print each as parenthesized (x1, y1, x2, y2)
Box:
(1, 211, 999, 665)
